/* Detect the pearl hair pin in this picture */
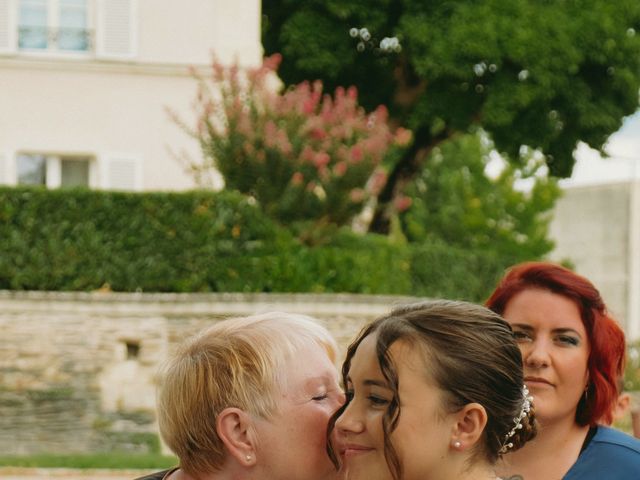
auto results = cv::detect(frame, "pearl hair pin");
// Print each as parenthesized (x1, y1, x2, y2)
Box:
(498, 385, 533, 454)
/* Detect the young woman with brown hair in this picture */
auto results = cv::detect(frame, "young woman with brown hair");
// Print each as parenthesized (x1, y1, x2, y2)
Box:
(330, 299, 536, 480)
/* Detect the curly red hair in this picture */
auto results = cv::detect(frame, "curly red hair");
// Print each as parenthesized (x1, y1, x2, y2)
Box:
(486, 261, 626, 426)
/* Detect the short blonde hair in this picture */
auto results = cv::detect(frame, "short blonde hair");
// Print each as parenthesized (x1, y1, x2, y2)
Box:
(157, 312, 338, 476)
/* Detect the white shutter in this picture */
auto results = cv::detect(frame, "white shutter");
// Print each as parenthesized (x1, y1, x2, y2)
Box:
(0, 0, 17, 54)
(96, 0, 136, 59)
(101, 155, 142, 191)
(46, 155, 61, 188)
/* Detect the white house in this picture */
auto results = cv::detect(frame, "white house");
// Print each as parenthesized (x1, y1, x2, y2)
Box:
(0, 0, 261, 191)
(549, 155, 640, 341)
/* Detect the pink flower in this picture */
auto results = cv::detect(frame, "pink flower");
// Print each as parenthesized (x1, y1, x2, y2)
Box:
(177, 52, 401, 229)
(374, 104, 388, 122)
(394, 195, 413, 212)
(291, 172, 304, 185)
(301, 146, 316, 163)
(350, 146, 363, 163)
(311, 128, 327, 140)
(349, 188, 365, 203)
(212, 61, 225, 82)
(237, 114, 253, 137)
(313, 152, 331, 169)
(263, 53, 282, 72)
(394, 127, 413, 146)
(369, 169, 387, 195)
(318, 165, 330, 181)
(275, 128, 292, 155)
(333, 161, 347, 177)
(203, 100, 215, 117)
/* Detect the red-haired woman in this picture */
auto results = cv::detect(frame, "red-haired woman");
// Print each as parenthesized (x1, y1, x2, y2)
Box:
(486, 261, 640, 480)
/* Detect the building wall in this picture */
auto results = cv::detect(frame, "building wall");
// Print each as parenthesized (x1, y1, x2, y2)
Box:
(548, 180, 640, 340)
(0, 290, 416, 455)
(0, 0, 262, 191)
(0, 62, 203, 190)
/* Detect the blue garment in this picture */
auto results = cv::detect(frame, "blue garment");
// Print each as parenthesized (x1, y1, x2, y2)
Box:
(564, 426, 640, 479)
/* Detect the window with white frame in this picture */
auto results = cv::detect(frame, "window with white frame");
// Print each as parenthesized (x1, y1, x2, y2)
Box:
(1, 0, 135, 58)
(18, 0, 90, 53)
(17, 153, 92, 188)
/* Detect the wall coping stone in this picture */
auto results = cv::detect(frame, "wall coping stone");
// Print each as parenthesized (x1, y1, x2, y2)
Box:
(0, 290, 423, 317)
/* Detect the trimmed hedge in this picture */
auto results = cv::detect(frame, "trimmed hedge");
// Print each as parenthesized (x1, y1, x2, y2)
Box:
(409, 240, 517, 302)
(0, 187, 277, 291)
(0, 187, 409, 294)
(0, 187, 514, 300)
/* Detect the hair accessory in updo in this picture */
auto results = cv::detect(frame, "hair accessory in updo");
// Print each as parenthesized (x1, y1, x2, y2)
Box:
(499, 385, 533, 454)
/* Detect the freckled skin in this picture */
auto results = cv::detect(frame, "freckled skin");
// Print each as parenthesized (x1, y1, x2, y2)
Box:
(503, 288, 590, 426)
(251, 344, 345, 480)
(336, 335, 461, 480)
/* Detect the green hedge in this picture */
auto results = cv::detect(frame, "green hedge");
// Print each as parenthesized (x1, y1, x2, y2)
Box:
(409, 239, 518, 302)
(0, 187, 279, 291)
(0, 187, 513, 300)
(0, 187, 410, 294)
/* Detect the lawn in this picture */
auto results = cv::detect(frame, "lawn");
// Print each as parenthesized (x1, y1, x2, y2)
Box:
(0, 453, 177, 469)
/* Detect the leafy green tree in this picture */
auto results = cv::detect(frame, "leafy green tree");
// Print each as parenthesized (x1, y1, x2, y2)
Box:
(402, 131, 560, 263)
(625, 340, 640, 391)
(263, 0, 640, 232)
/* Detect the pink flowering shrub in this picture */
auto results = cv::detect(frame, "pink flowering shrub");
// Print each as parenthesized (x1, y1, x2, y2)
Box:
(173, 54, 396, 230)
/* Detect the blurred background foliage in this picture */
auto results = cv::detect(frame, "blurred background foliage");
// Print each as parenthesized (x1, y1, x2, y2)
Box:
(263, 0, 640, 233)
(1, 187, 521, 301)
(7, 1, 640, 303)
(178, 56, 560, 275)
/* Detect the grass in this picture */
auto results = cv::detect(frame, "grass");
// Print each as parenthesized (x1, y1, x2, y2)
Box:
(0, 453, 178, 469)
(613, 416, 633, 436)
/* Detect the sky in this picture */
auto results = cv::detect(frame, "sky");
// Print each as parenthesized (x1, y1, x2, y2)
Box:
(565, 110, 640, 186)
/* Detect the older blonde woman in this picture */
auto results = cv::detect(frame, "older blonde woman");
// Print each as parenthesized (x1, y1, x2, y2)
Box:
(135, 312, 344, 480)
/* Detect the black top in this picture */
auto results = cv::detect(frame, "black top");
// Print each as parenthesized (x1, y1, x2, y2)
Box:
(133, 467, 178, 480)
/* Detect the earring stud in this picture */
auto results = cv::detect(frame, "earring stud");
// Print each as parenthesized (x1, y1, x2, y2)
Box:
(246, 454, 252, 461)
(453, 440, 462, 449)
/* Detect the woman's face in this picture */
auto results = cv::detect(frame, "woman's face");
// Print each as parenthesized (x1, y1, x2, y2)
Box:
(502, 288, 590, 425)
(335, 334, 458, 480)
(252, 342, 345, 480)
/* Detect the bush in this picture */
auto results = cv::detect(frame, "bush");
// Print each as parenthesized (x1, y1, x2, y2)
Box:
(410, 239, 516, 302)
(625, 340, 640, 392)
(0, 187, 409, 293)
(0, 187, 282, 292)
(284, 230, 412, 294)
(0, 187, 516, 298)
(171, 55, 401, 233)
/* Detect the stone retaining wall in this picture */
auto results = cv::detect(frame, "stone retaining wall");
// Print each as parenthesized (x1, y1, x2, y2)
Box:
(0, 291, 417, 454)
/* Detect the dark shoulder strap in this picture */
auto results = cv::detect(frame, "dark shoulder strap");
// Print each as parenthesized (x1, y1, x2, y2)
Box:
(579, 426, 598, 454)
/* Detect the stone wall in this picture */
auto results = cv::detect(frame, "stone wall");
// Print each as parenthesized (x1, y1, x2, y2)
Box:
(0, 290, 417, 455)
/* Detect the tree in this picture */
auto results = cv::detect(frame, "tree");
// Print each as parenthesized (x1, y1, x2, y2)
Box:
(170, 56, 403, 241)
(401, 131, 560, 263)
(263, 0, 640, 232)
